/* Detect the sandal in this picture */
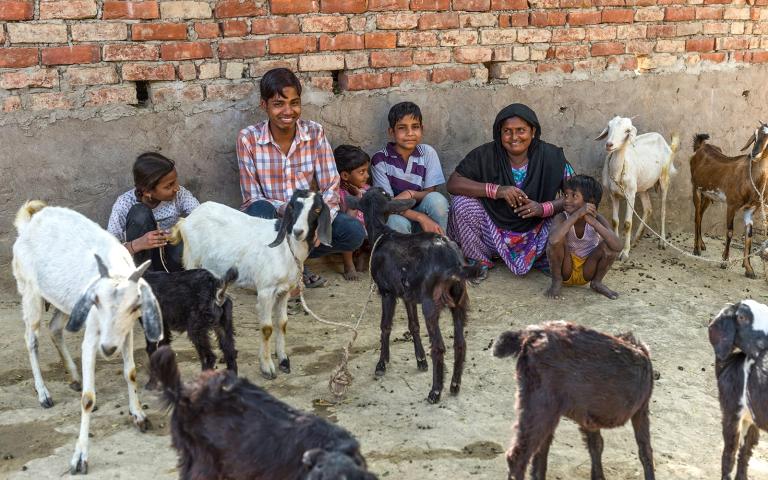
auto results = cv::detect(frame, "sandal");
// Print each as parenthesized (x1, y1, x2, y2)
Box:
(287, 297, 303, 316)
(302, 268, 328, 288)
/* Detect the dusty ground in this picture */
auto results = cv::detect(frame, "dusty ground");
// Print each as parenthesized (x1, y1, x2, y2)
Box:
(2, 232, 768, 479)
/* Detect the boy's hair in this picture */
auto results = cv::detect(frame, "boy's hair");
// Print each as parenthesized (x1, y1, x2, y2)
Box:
(334, 145, 370, 173)
(260, 68, 302, 101)
(387, 101, 422, 129)
(133, 152, 175, 195)
(564, 174, 603, 207)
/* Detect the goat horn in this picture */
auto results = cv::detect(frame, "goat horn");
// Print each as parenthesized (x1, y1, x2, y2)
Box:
(94, 254, 109, 278)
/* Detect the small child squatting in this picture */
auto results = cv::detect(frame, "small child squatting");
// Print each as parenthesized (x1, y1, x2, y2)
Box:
(335, 144, 372, 281)
(545, 175, 622, 300)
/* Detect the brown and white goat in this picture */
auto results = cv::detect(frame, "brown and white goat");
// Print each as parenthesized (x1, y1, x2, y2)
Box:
(493, 321, 655, 480)
(690, 125, 768, 278)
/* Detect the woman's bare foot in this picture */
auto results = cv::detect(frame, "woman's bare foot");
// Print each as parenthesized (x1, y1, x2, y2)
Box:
(545, 281, 563, 300)
(590, 281, 619, 299)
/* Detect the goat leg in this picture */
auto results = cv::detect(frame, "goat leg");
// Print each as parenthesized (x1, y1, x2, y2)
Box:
(720, 411, 741, 480)
(422, 300, 445, 404)
(722, 204, 737, 269)
(530, 433, 554, 480)
(123, 331, 150, 432)
(735, 423, 759, 480)
(743, 211, 757, 279)
(619, 189, 636, 260)
(405, 301, 428, 371)
(274, 292, 291, 373)
(506, 394, 561, 480)
(375, 294, 396, 377)
(581, 428, 606, 480)
(659, 173, 670, 250)
(70, 330, 98, 475)
(631, 403, 655, 480)
(449, 304, 467, 396)
(144, 326, 171, 390)
(21, 290, 53, 408)
(191, 324, 217, 371)
(49, 310, 82, 391)
(630, 191, 652, 248)
(215, 299, 238, 374)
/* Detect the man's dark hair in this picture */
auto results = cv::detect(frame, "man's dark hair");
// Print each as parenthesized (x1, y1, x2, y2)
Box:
(387, 101, 422, 129)
(564, 174, 603, 207)
(334, 145, 370, 173)
(260, 68, 302, 101)
(133, 152, 176, 196)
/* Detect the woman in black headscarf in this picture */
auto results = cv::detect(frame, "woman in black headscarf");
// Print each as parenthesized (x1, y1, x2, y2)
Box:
(447, 104, 574, 278)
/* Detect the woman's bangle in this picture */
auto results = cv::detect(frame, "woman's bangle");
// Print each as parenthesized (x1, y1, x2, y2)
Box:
(485, 183, 499, 199)
(542, 201, 554, 217)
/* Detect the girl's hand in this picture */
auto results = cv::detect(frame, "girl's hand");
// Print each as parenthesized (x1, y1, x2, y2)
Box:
(135, 229, 168, 251)
(515, 199, 542, 219)
(497, 186, 527, 208)
(418, 215, 444, 235)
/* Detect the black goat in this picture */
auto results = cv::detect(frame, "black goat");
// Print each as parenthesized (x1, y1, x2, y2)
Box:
(346, 187, 482, 404)
(493, 321, 655, 480)
(150, 346, 377, 480)
(142, 267, 238, 389)
(709, 300, 768, 480)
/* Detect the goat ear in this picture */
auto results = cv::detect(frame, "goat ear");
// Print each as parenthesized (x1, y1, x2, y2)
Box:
(139, 280, 163, 342)
(594, 127, 609, 141)
(709, 307, 736, 360)
(387, 199, 417, 213)
(94, 254, 110, 278)
(66, 284, 97, 332)
(302, 449, 325, 468)
(740, 133, 756, 152)
(316, 203, 333, 247)
(129, 260, 152, 282)
(269, 202, 294, 248)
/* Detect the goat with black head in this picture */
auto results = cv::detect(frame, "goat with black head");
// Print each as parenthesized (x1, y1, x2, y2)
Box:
(169, 190, 332, 380)
(709, 300, 768, 480)
(346, 187, 483, 403)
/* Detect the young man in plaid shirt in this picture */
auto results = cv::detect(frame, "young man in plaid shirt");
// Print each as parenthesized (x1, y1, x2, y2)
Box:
(236, 68, 365, 288)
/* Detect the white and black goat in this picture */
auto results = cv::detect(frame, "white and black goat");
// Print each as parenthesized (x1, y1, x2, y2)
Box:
(169, 190, 331, 380)
(12, 201, 163, 474)
(142, 267, 238, 389)
(690, 125, 768, 278)
(596, 116, 680, 260)
(151, 346, 377, 480)
(493, 321, 655, 480)
(709, 300, 768, 480)
(345, 187, 482, 404)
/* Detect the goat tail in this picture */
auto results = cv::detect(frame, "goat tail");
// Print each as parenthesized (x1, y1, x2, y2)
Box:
(14, 200, 47, 231)
(167, 219, 185, 246)
(492, 330, 526, 358)
(215, 267, 239, 306)
(693, 133, 710, 151)
(150, 345, 182, 406)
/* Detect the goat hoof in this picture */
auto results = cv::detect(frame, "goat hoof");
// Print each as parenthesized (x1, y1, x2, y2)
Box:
(70, 458, 88, 475)
(69, 381, 82, 392)
(720, 261, 728, 269)
(450, 382, 460, 395)
(416, 359, 428, 372)
(39, 396, 54, 409)
(693, 250, 701, 256)
(279, 358, 291, 373)
(374, 362, 386, 377)
(427, 390, 441, 404)
(261, 370, 277, 380)
(134, 416, 151, 432)
(746, 271, 757, 279)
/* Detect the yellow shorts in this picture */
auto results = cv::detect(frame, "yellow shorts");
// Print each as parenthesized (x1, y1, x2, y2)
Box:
(563, 253, 588, 286)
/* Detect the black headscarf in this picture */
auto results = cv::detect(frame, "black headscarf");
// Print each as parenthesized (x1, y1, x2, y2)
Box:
(454, 103, 568, 232)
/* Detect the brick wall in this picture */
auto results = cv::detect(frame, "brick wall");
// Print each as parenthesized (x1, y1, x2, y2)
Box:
(1, 0, 767, 119)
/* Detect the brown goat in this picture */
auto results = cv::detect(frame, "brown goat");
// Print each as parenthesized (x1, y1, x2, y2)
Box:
(690, 125, 768, 278)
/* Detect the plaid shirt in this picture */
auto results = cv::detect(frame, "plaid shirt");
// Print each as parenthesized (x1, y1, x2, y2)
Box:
(236, 119, 340, 218)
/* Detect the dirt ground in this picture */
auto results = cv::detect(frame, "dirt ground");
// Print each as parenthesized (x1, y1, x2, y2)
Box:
(1, 232, 768, 479)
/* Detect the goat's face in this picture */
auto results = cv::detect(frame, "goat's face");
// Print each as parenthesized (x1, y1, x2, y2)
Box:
(595, 116, 637, 153)
(741, 123, 768, 159)
(269, 190, 332, 248)
(66, 256, 163, 356)
(709, 300, 768, 360)
(302, 446, 377, 480)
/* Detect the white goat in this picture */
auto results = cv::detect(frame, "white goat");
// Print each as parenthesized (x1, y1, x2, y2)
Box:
(595, 116, 680, 260)
(12, 201, 162, 475)
(170, 190, 331, 380)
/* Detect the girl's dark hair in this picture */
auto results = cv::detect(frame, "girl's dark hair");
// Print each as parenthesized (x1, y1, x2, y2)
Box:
(260, 68, 302, 101)
(388, 101, 422, 128)
(133, 152, 176, 196)
(564, 174, 603, 207)
(334, 145, 370, 173)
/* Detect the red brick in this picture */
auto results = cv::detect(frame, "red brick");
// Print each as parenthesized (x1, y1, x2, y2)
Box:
(398, 31, 438, 47)
(695, 7, 722, 19)
(321, 0, 366, 13)
(602, 8, 634, 23)
(161, 42, 213, 60)
(626, 39, 653, 54)
(271, 0, 319, 14)
(42, 45, 99, 65)
(206, 83, 254, 101)
(251, 17, 300, 34)
(717, 37, 749, 50)
(567, 11, 601, 25)
(665, 7, 695, 21)
(29, 92, 73, 110)
(214, 0, 265, 17)
(431, 66, 471, 83)
(218, 39, 267, 58)
(413, 48, 452, 64)
(554, 44, 589, 59)
(0, 48, 38, 68)
(86, 86, 137, 107)
(749, 51, 768, 63)
(685, 38, 714, 52)
(103, 43, 159, 61)
(65, 66, 118, 86)
(646, 24, 675, 38)
(132, 23, 188, 41)
(222, 20, 248, 36)
(377, 13, 419, 29)
(269, 35, 318, 54)
(452, 0, 490, 11)
(370, 49, 413, 67)
(491, 0, 526, 7)
(441, 29, 479, 45)
(195, 22, 221, 38)
(151, 84, 204, 103)
(419, 12, 460, 29)
(102, 1, 159, 19)
(530, 11, 566, 26)
(71, 23, 127, 41)
(536, 62, 573, 74)
(591, 42, 624, 56)
(369, 0, 409, 10)
(499, 12, 528, 27)
(0, 26, 5, 44)
(703, 0, 730, 3)
(586, 25, 617, 41)
(301, 15, 348, 32)
(122, 63, 175, 80)
(0, 68, 58, 89)
(339, 72, 391, 90)
(0, 1, 33, 20)
(319, 33, 364, 50)
(552, 27, 585, 42)
(701, 52, 726, 63)
(40, 0, 97, 19)
(309, 76, 334, 91)
(3, 96, 22, 113)
(392, 70, 429, 86)
(411, 0, 450, 9)
(454, 46, 493, 62)
(365, 32, 397, 48)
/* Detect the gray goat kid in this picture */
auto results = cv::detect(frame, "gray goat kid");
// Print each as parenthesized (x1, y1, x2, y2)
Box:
(12, 200, 162, 475)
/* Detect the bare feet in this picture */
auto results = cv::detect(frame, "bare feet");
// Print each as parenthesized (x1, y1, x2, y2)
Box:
(343, 267, 360, 281)
(545, 281, 563, 300)
(590, 281, 619, 299)
(354, 253, 367, 272)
